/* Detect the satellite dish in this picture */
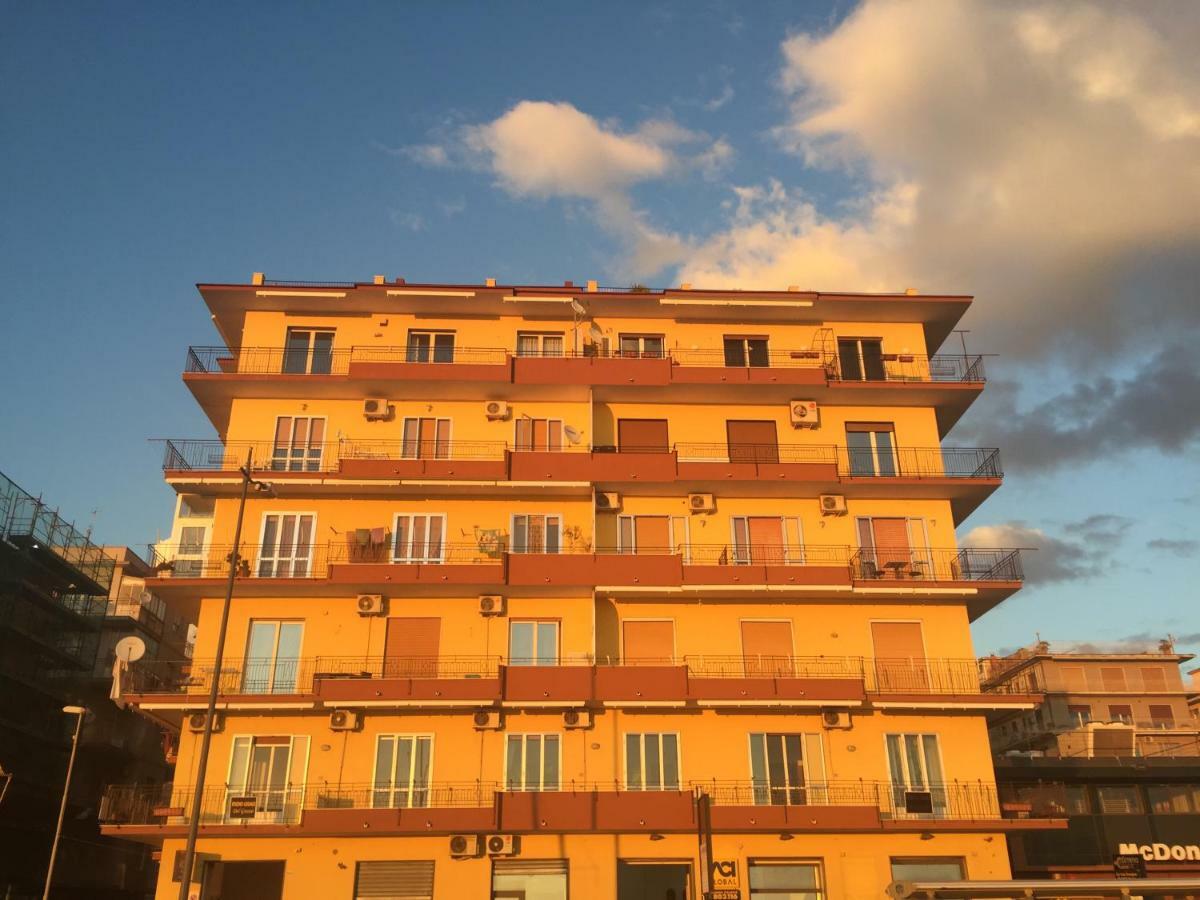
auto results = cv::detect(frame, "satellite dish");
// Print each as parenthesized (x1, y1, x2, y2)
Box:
(114, 636, 146, 663)
(588, 324, 604, 341)
(570, 299, 587, 315)
(563, 425, 582, 445)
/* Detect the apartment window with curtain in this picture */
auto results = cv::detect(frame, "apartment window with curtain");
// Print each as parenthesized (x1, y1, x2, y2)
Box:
(511, 514, 561, 553)
(392, 514, 445, 563)
(401, 417, 451, 459)
(406, 331, 456, 363)
(624, 733, 680, 790)
(174, 525, 208, 577)
(516, 332, 565, 357)
(845, 423, 898, 477)
(282, 328, 334, 374)
(226, 735, 309, 822)
(509, 620, 559, 666)
(748, 862, 824, 899)
(618, 334, 665, 358)
(272, 416, 325, 472)
(372, 735, 432, 808)
(243, 620, 303, 693)
(257, 513, 315, 577)
(505, 734, 560, 791)
(885, 733, 946, 817)
(723, 335, 769, 367)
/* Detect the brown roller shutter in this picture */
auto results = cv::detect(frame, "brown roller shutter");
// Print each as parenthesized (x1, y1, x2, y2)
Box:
(635, 516, 670, 552)
(726, 420, 779, 463)
(748, 517, 785, 564)
(740, 621, 793, 676)
(623, 620, 675, 665)
(354, 860, 434, 899)
(385, 618, 441, 677)
(870, 621, 929, 691)
(618, 419, 669, 452)
(871, 518, 910, 574)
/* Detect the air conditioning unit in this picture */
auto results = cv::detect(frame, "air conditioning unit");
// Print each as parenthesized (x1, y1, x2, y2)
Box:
(356, 594, 386, 616)
(595, 492, 621, 512)
(903, 790, 935, 814)
(819, 494, 848, 516)
(473, 709, 503, 730)
(329, 709, 361, 732)
(563, 708, 593, 730)
(484, 400, 511, 420)
(486, 834, 517, 856)
(789, 399, 820, 428)
(187, 712, 224, 734)
(821, 709, 852, 730)
(449, 834, 480, 858)
(688, 492, 716, 513)
(478, 595, 506, 617)
(363, 398, 391, 421)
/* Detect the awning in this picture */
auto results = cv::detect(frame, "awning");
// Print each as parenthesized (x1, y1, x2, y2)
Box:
(888, 878, 1200, 898)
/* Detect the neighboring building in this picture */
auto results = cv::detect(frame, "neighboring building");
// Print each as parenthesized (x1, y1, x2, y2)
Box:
(984, 642, 1200, 884)
(101, 275, 1041, 900)
(0, 471, 116, 898)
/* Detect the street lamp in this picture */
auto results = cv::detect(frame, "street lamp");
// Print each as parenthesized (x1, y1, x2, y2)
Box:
(177, 450, 272, 900)
(43, 705, 86, 900)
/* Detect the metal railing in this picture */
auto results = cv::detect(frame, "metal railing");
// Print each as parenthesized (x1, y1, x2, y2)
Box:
(695, 780, 1001, 819)
(677, 543, 851, 566)
(185, 346, 353, 375)
(308, 781, 499, 810)
(351, 345, 510, 366)
(669, 348, 828, 369)
(673, 444, 1002, 478)
(851, 547, 1023, 582)
(160, 439, 512, 473)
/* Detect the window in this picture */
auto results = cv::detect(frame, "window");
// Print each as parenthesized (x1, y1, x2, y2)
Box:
(749, 733, 821, 805)
(724, 336, 769, 367)
(616, 418, 670, 453)
(726, 420, 780, 464)
(845, 424, 898, 476)
(731, 516, 804, 565)
(282, 328, 335, 374)
(1100, 667, 1127, 691)
(243, 620, 303, 693)
(1141, 666, 1169, 691)
(178, 495, 213, 518)
(372, 735, 432, 808)
(618, 334, 665, 358)
(1096, 785, 1143, 814)
(505, 734, 560, 791)
(257, 513, 315, 577)
(272, 416, 325, 471)
(1148, 784, 1200, 814)
(514, 418, 563, 452)
(516, 332, 565, 357)
(622, 620, 675, 665)
(748, 862, 824, 899)
(1005, 783, 1090, 816)
(1060, 665, 1087, 691)
(742, 621, 795, 677)
(384, 618, 440, 677)
(511, 514, 561, 553)
(1149, 704, 1176, 727)
(355, 861, 434, 900)
(392, 514, 445, 563)
(401, 417, 451, 459)
(226, 735, 308, 822)
(617, 515, 679, 554)
(625, 733, 680, 790)
(1108, 704, 1133, 724)
(886, 733, 946, 817)
(890, 859, 964, 881)
(492, 860, 567, 900)
(406, 330, 456, 363)
(837, 337, 884, 381)
(1067, 704, 1092, 726)
(855, 517, 932, 578)
(174, 525, 208, 577)
(509, 621, 559, 666)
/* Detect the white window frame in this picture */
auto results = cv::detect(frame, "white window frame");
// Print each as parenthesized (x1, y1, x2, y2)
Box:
(400, 417, 452, 459)
(729, 516, 804, 565)
(513, 417, 564, 452)
(856, 516, 932, 573)
(623, 732, 682, 791)
(516, 331, 566, 357)
(405, 330, 456, 363)
(256, 512, 317, 578)
(371, 733, 434, 809)
(503, 733, 561, 792)
(391, 513, 447, 564)
(224, 734, 309, 824)
(510, 513, 563, 554)
(747, 732, 813, 805)
(845, 427, 899, 477)
(617, 334, 666, 358)
(508, 620, 560, 666)
(270, 415, 326, 472)
(242, 619, 304, 694)
(282, 327, 335, 374)
(174, 524, 210, 577)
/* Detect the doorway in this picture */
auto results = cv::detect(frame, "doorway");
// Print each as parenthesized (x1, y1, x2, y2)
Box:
(618, 861, 691, 900)
(204, 861, 285, 900)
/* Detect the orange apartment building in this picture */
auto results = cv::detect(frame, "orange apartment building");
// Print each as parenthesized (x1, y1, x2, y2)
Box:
(99, 275, 1048, 899)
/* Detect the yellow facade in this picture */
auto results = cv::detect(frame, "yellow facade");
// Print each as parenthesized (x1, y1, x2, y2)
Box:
(111, 280, 1033, 900)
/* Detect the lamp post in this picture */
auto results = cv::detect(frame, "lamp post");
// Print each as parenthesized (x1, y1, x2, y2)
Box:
(177, 450, 271, 900)
(42, 705, 85, 900)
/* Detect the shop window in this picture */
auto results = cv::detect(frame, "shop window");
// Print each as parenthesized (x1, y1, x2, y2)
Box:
(890, 858, 965, 881)
(1096, 785, 1143, 814)
(492, 860, 567, 900)
(748, 861, 824, 899)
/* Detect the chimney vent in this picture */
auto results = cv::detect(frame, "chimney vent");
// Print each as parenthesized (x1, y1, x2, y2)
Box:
(373, 275, 385, 285)
(251, 272, 265, 285)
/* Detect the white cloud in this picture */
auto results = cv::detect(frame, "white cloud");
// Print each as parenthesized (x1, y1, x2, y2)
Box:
(704, 84, 735, 112)
(679, 0, 1200, 363)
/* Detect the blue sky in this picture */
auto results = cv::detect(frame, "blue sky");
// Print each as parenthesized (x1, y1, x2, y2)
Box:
(2, 1, 1197, 658)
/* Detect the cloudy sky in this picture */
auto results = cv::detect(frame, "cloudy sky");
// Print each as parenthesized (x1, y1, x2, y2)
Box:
(1, 1, 1197, 656)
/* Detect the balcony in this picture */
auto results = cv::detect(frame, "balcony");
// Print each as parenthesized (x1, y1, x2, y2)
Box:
(99, 778, 1056, 840)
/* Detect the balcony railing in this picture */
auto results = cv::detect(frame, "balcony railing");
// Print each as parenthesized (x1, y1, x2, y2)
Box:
(182, 345, 988, 384)
(851, 547, 1023, 582)
(160, 439, 514, 473)
(674, 444, 1001, 478)
(99, 779, 1004, 827)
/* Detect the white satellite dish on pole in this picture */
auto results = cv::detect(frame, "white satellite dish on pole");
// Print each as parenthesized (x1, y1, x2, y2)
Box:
(588, 324, 604, 341)
(563, 425, 583, 445)
(114, 636, 147, 663)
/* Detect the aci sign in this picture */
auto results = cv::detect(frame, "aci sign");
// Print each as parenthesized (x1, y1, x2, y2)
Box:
(1118, 842, 1200, 861)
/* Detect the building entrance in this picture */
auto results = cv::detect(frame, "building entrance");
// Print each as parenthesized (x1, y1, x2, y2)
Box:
(204, 860, 285, 900)
(617, 861, 691, 900)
